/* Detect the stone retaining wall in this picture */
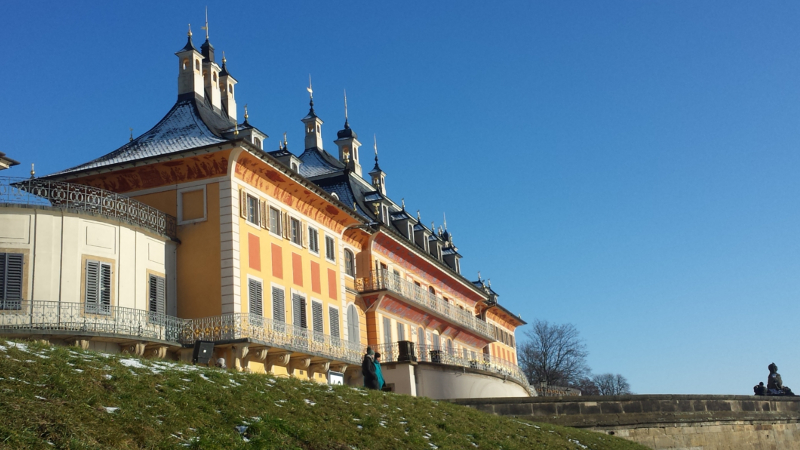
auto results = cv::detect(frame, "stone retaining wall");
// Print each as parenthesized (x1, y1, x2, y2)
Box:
(449, 395, 800, 450)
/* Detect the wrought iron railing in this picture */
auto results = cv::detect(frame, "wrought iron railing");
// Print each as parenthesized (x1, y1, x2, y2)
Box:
(181, 313, 364, 365)
(374, 341, 531, 393)
(356, 269, 493, 339)
(0, 176, 177, 239)
(0, 300, 185, 342)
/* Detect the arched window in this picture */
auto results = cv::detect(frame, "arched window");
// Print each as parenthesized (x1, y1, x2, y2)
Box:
(213, 72, 217, 82)
(447, 339, 454, 356)
(228, 84, 233, 93)
(182, 58, 189, 71)
(347, 304, 359, 344)
(417, 327, 425, 346)
(195, 59, 200, 71)
(344, 249, 355, 277)
(254, 137, 262, 149)
(428, 286, 435, 295)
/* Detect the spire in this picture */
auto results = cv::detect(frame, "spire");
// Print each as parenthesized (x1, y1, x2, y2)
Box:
(200, 8, 214, 62)
(372, 134, 381, 171)
(243, 104, 250, 126)
(343, 89, 350, 129)
(220, 51, 230, 76)
(306, 74, 316, 117)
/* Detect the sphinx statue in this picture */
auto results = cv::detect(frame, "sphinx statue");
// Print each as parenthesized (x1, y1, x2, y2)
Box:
(765, 363, 795, 396)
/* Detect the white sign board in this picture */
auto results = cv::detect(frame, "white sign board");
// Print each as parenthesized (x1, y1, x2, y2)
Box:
(327, 370, 344, 385)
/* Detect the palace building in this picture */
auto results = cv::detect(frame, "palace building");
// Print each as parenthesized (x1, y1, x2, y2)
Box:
(0, 26, 529, 398)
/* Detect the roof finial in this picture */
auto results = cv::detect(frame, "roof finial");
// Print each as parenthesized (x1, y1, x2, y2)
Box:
(30, 163, 35, 179)
(244, 104, 249, 121)
(202, 6, 210, 40)
(129, 128, 133, 142)
(222, 51, 226, 64)
(307, 74, 313, 99)
(401, 198, 405, 209)
(234, 121, 239, 136)
(417, 210, 421, 221)
(343, 89, 349, 129)
(283, 132, 288, 147)
(188, 24, 192, 37)
(443, 212, 447, 229)
(478, 271, 482, 281)
(374, 134, 378, 162)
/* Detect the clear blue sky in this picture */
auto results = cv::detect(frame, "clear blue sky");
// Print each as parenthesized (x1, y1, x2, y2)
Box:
(3, 1, 799, 395)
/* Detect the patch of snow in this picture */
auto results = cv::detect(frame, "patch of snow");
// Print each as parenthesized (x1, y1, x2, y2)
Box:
(104, 407, 120, 413)
(199, 374, 212, 382)
(74, 369, 83, 373)
(103, 374, 112, 380)
(119, 358, 147, 369)
(304, 399, 316, 406)
(35, 396, 47, 400)
(8, 342, 29, 352)
(568, 439, 588, 449)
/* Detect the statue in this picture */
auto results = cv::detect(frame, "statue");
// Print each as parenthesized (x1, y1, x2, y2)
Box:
(760, 363, 795, 396)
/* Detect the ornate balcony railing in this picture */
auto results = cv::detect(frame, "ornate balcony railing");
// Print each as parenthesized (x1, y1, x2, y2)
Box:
(374, 341, 531, 394)
(356, 269, 493, 339)
(0, 176, 177, 239)
(181, 313, 364, 365)
(0, 300, 186, 342)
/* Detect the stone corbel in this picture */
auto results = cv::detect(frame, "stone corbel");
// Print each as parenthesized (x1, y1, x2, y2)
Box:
(309, 361, 330, 379)
(178, 348, 194, 363)
(330, 363, 348, 374)
(265, 351, 292, 374)
(232, 344, 249, 372)
(145, 345, 168, 359)
(289, 356, 311, 376)
(247, 348, 269, 365)
(66, 338, 90, 350)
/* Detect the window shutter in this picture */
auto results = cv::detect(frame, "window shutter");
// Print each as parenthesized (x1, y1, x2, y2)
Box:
(301, 220, 308, 248)
(1, 253, 23, 301)
(292, 293, 307, 328)
(248, 279, 263, 317)
(85, 260, 100, 314)
(329, 307, 340, 339)
(239, 189, 247, 218)
(282, 212, 290, 239)
(312, 301, 323, 334)
(347, 304, 359, 344)
(100, 263, 111, 314)
(396, 322, 405, 341)
(383, 317, 392, 344)
(260, 201, 268, 229)
(272, 287, 285, 322)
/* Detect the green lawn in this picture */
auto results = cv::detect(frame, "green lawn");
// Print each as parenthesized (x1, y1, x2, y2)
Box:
(0, 338, 648, 450)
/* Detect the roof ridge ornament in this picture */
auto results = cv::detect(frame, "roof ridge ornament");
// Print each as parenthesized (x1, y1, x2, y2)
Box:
(202, 6, 210, 40)
(283, 132, 288, 150)
(188, 24, 192, 37)
(417, 210, 421, 221)
(129, 128, 133, 142)
(372, 134, 381, 171)
(343, 89, 350, 129)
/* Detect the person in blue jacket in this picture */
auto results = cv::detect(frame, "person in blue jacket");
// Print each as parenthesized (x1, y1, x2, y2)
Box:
(374, 352, 385, 391)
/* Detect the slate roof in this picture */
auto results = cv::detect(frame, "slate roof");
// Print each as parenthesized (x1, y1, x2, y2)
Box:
(50, 94, 234, 176)
(298, 147, 344, 178)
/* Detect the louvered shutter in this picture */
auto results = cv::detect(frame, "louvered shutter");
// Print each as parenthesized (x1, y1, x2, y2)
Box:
(292, 293, 307, 328)
(432, 333, 440, 350)
(248, 279, 263, 320)
(347, 304, 359, 344)
(99, 263, 111, 315)
(85, 261, 100, 314)
(282, 212, 290, 239)
(396, 322, 405, 341)
(148, 275, 166, 315)
(301, 220, 308, 248)
(383, 317, 392, 344)
(312, 302, 323, 333)
(329, 307, 340, 339)
(272, 287, 285, 322)
(239, 189, 247, 218)
(260, 201, 268, 229)
(0, 253, 23, 309)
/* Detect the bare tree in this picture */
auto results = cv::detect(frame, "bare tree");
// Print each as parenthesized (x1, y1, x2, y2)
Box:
(592, 373, 632, 395)
(518, 319, 589, 387)
(575, 377, 600, 396)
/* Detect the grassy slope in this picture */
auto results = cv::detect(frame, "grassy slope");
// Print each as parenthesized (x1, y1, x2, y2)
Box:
(0, 339, 648, 450)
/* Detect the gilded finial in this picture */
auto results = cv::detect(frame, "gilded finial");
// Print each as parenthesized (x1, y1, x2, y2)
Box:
(188, 24, 192, 36)
(307, 74, 313, 99)
(374, 203, 380, 217)
(222, 51, 226, 64)
(234, 122, 239, 136)
(129, 128, 133, 142)
(283, 132, 288, 147)
(30, 163, 35, 179)
(244, 104, 249, 121)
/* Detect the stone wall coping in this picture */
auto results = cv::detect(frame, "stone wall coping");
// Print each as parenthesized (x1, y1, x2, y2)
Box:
(449, 394, 800, 405)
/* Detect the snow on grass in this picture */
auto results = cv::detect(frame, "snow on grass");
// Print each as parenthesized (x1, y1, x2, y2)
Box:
(119, 358, 147, 369)
(104, 407, 120, 413)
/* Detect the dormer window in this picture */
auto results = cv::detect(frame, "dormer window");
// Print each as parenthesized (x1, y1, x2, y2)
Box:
(291, 162, 299, 171)
(382, 205, 389, 223)
(407, 224, 414, 242)
(254, 137, 262, 149)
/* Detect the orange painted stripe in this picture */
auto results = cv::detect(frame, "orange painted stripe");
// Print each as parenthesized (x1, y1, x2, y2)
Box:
(248, 233, 260, 271)
(292, 253, 303, 287)
(271, 244, 283, 279)
(327, 268, 337, 300)
(311, 261, 321, 294)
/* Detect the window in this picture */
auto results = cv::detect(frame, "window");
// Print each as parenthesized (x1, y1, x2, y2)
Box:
(432, 333, 440, 351)
(312, 301, 324, 341)
(329, 306, 340, 339)
(383, 317, 392, 344)
(248, 278, 263, 325)
(347, 304, 359, 344)
(254, 137, 262, 149)
(308, 227, 319, 253)
(246, 194, 260, 225)
(290, 218, 301, 245)
(447, 339, 454, 356)
(396, 322, 405, 341)
(85, 260, 111, 315)
(325, 236, 336, 262)
(0, 253, 23, 310)
(463, 348, 469, 360)
(195, 59, 200, 71)
(408, 224, 414, 242)
(428, 286, 436, 295)
(292, 293, 307, 329)
(272, 286, 285, 322)
(291, 162, 299, 171)
(148, 274, 166, 322)
(269, 207, 281, 235)
(344, 249, 355, 276)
